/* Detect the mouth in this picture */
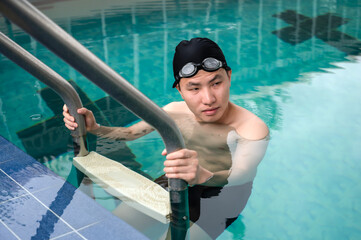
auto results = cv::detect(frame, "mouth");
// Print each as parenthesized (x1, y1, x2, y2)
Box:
(202, 107, 220, 116)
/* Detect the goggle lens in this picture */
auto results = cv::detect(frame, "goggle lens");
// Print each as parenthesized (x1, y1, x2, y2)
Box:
(178, 57, 226, 79)
(203, 57, 221, 70)
(181, 63, 197, 76)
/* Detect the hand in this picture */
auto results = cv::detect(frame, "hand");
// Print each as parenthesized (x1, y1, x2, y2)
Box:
(62, 104, 99, 132)
(162, 149, 213, 186)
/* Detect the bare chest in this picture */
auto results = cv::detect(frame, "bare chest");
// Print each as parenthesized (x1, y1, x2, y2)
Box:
(171, 113, 234, 171)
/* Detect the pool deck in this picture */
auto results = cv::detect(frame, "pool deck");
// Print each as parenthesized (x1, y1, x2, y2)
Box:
(0, 135, 148, 240)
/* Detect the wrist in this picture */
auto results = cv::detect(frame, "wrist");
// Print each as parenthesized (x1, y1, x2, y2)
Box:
(89, 123, 100, 134)
(198, 167, 214, 185)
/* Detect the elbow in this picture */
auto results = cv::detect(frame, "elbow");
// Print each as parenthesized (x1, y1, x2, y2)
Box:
(227, 168, 257, 186)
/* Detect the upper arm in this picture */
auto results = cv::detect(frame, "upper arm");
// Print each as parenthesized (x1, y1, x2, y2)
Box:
(162, 102, 174, 112)
(236, 116, 269, 141)
(162, 101, 184, 113)
(226, 130, 270, 186)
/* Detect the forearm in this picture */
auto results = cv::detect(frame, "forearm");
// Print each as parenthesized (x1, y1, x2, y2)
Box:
(88, 121, 154, 141)
(88, 125, 133, 140)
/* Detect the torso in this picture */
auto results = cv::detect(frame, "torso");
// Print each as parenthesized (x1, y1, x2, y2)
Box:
(163, 102, 269, 238)
(165, 101, 268, 173)
(168, 110, 234, 172)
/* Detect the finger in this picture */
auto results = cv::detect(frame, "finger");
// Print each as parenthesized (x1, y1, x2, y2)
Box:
(64, 117, 78, 128)
(165, 173, 184, 179)
(164, 165, 194, 174)
(166, 149, 195, 160)
(62, 110, 75, 121)
(65, 123, 75, 131)
(63, 104, 68, 112)
(161, 149, 167, 156)
(163, 158, 198, 167)
(62, 111, 75, 122)
(77, 108, 88, 115)
(163, 159, 190, 167)
(164, 172, 196, 184)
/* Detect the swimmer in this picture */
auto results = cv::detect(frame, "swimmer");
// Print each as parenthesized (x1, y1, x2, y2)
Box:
(63, 38, 269, 239)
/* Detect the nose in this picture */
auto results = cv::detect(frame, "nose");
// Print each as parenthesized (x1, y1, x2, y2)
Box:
(201, 88, 216, 105)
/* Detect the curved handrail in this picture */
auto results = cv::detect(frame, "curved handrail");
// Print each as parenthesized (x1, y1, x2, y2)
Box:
(0, 0, 189, 238)
(0, 31, 88, 157)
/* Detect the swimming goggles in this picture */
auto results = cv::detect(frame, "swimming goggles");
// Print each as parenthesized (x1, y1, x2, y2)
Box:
(175, 57, 229, 82)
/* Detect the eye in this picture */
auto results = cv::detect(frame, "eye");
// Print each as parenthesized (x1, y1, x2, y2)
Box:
(186, 87, 199, 92)
(212, 81, 222, 87)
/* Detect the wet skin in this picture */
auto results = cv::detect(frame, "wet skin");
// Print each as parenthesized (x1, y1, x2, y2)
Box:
(175, 68, 232, 124)
(63, 68, 269, 239)
(63, 68, 269, 186)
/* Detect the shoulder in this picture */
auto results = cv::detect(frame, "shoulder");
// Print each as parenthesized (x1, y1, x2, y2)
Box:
(163, 101, 188, 113)
(233, 106, 269, 141)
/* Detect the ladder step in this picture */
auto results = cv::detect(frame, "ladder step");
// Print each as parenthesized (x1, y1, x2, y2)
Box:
(73, 151, 171, 223)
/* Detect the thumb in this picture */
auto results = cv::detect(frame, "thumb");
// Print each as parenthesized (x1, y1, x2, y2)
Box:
(77, 108, 88, 115)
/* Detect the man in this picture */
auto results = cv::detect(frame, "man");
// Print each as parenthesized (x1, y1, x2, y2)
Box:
(63, 37, 269, 238)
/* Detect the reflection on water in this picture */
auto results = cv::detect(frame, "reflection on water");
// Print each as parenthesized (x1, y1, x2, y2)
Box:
(1, 0, 361, 144)
(272, 10, 361, 55)
(1, 0, 361, 143)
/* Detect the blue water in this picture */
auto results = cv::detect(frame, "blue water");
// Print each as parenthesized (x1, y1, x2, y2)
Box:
(1, 0, 361, 239)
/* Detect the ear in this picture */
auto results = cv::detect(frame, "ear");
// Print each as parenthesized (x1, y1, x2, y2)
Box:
(176, 84, 184, 99)
(227, 70, 232, 80)
(226, 70, 232, 86)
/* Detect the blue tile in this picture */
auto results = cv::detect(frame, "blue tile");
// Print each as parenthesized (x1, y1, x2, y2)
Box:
(0, 171, 29, 203)
(0, 194, 76, 239)
(0, 221, 20, 240)
(33, 180, 150, 239)
(0, 146, 65, 194)
(0, 136, 148, 239)
(0, 137, 33, 164)
(32, 180, 109, 229)
(79, 218, 148, 240)
(0, 159, 65, 194)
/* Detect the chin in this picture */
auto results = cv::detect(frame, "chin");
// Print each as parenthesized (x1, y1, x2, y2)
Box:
(198, 115, 222, 123)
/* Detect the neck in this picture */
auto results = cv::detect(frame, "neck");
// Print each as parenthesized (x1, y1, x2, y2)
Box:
(215, 101, 234, 125)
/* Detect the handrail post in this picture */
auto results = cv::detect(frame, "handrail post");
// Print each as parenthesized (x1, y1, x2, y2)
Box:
(0, 1, 190, 238)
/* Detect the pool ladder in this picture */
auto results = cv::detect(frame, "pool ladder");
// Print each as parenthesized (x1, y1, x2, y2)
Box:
(0, 0, 189, 239)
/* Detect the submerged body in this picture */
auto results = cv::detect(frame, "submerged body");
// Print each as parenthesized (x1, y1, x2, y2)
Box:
(166, 101, 269, 187)
(63, 38, 269, 239)
(163, 102, 269, 238)
(67, 99, 269, 238)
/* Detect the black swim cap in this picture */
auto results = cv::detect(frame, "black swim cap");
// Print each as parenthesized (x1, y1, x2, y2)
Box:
(172, 37, 230, 88)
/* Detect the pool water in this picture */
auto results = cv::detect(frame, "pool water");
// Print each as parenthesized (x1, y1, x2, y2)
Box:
(1, 0, 361, 239)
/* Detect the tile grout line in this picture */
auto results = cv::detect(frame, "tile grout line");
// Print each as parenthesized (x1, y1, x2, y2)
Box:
(0, 158, 17, 165)
(0, 218, 21, 240)
(0, 192, 32, 205)
(0, 169, 87, 240)
(0, 185, 61, 205)
(49, 220, 103, 240)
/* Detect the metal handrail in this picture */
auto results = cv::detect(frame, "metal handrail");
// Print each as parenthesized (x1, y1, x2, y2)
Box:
(0, 31, 88, 157)
(0, 0, 189, 238)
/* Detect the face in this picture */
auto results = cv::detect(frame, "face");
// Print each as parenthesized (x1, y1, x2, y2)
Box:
(176, 68, 232, 123)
